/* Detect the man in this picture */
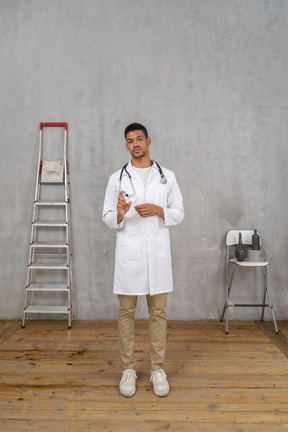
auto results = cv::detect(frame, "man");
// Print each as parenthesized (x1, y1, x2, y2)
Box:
(102, 123, 184, 397)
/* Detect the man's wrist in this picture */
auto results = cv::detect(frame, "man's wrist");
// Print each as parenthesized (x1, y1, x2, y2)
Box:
(157, 206, 164, 220)
(117, 212, 124, 224)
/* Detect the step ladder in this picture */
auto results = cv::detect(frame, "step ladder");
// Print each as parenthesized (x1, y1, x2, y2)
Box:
(22, 122, 73, 328)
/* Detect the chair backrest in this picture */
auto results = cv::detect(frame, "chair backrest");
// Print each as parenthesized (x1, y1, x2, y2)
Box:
(226, 230, 262, 246)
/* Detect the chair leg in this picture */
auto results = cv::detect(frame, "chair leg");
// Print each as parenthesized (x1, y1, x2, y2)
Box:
(221, 267, 236, 334)
(262, 267, 279, 334)
(261, 273, 267, 321)
(220, 302, 227, 322)
(221, 304, 230, 334)
(225, 305, 229, 334)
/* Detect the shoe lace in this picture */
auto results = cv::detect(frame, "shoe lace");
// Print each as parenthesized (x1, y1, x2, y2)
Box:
(123, 369, 136, 383)
(150, 369, 166, 383)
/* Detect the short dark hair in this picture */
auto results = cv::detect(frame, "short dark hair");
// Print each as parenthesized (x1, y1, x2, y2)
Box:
(124, 123, 148, 139)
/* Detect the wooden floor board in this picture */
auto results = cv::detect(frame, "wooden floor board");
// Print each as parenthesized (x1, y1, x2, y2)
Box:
(257, 321, 288, 358)
(1, 421, 288, 432)
(0, 320, 288, 431)
(0, 320, 21, 346)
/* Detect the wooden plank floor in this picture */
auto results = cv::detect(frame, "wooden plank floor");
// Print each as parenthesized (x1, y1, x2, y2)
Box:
(0, 320, 288, 431)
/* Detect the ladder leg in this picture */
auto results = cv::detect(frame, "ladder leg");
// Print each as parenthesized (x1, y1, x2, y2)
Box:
(22, 311, 26, 328)
(68, 309, 72, 328)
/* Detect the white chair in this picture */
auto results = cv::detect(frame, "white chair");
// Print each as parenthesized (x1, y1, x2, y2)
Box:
(221, 230, 278, 334)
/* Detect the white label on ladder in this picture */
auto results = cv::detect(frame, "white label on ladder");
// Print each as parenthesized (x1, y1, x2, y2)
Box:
(42, 161, 64, 183)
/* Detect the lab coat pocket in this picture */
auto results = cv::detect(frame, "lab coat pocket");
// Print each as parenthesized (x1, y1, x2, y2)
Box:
(156, 228, 170, 258)
(116, 233, 141, 261)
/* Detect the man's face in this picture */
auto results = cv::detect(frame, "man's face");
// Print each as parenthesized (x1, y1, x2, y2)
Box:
(126, 130, 151, 160)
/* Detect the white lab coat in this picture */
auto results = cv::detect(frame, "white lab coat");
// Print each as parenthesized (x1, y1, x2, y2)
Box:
(102, 161, 184, 296)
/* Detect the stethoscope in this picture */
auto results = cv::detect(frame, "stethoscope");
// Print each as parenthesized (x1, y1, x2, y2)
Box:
(119, 161, 167, 198)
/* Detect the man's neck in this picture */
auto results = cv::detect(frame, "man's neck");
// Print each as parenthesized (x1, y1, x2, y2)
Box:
(131, 158, 153, 169)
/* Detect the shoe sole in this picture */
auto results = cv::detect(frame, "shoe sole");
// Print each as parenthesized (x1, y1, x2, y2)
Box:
(153, 390, 170, 397)
(120, 388, 136, 397)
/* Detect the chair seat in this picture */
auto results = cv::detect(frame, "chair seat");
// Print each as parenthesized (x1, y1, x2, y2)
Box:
(230, 258, 268, 267)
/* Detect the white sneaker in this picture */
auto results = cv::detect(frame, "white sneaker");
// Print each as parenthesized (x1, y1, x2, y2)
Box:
(150, 369, 170, 397)
(119, 369, 137, 397)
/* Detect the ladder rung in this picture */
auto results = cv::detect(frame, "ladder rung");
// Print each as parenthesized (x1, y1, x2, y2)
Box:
(28, 263, 69, 270)
(23, 306, 70, 314)
(34, 254, 68, 260)
(234, 304, 272, 308)
(31, 242, 68, 248)
(40, 181, 65, 185)
(34, 201, 67, 206)
(26, 284, 69, 292)
(33, 221, 67, 227)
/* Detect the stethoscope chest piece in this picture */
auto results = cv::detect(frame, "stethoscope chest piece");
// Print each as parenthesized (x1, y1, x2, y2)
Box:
(155, 161, 167, 184)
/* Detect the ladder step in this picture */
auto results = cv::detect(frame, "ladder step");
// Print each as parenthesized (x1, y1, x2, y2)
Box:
(26, 284, 69, 292)
(23, 306, 70, 314)
(31, 242, 68, 248)
(34, 200, 67, 206)
(28, 263, 69, 270)
(33, 255, 68, 261)
(40, 181, 65, 185)
(33, 221, 67, 227)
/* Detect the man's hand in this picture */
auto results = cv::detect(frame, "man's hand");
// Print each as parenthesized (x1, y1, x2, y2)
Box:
(117, 191, 132, 224)
(135, 204, 164, 220)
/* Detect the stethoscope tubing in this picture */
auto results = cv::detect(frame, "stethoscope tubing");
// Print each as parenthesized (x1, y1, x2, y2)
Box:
(119, 161, 167, 184)
(154, 161, 168, 184)
(119, 161, 167, 197)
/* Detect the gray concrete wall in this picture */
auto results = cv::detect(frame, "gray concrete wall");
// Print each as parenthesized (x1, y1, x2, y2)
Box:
(1, 0, 288, 321)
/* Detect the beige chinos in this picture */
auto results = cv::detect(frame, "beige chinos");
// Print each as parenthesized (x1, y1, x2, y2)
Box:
(118, 293, 167, 371)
